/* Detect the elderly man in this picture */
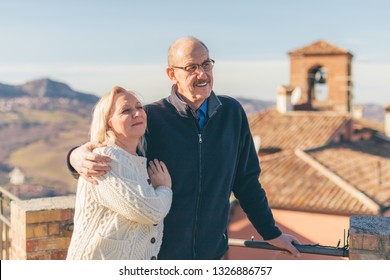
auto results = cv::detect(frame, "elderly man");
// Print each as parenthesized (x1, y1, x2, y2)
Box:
(68, 36, 300, 259)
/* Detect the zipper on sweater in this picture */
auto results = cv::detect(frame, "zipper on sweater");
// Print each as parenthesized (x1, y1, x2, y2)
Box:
(192, 106, 217, 258)
(191, 105, 217, 258)
(193, 131, 203, 259)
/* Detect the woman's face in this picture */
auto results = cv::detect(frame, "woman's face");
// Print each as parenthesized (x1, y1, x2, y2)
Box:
(108, 91, 147, 141)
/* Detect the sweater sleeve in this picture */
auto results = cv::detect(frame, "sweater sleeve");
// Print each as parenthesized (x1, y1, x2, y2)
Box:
(90, 147, 172, 225)
(66, 146, 80, 179)
(232, 108, 282, 240)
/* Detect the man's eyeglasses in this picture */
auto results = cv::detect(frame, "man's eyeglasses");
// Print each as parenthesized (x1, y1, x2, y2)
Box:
(171, 59, 215, 73)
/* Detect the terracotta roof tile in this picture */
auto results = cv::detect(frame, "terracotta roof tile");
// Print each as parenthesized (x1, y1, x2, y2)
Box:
(259, 151, 376, 215)
(288, 40, 352, 56)
(307, 141, 390, 210)
(250, 107, 390, 215)
(249, 108, 350, 152)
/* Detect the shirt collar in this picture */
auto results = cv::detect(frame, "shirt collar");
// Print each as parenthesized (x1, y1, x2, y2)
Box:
(167, 84, 221, 118)
(175, 91, 187, 104)
(175, 90, 208, 115)
(197, 99, 208, 116)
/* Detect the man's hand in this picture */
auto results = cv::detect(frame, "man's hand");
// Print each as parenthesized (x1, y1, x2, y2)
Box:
(267, 233, 301, 257)
(69, 142, 111, 184)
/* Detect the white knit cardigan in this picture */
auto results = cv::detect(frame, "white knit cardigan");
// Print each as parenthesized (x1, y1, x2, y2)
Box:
(66, 145, 172, 260)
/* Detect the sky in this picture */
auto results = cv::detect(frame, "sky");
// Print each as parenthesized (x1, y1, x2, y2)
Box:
(0, 0, 389, 105)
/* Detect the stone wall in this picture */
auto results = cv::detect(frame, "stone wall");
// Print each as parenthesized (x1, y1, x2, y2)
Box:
(10, 196, 75, 260)
(349, 216, 390, 260)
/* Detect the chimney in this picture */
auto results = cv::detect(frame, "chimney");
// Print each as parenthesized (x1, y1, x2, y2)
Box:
(385, 104, 390, 137)
(352, 105, 364, 119)
(253, 135, 261, 154)
(276, 86, 293, 113)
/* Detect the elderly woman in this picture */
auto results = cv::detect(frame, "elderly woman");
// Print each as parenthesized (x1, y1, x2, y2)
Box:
(67, 86, 172, 260)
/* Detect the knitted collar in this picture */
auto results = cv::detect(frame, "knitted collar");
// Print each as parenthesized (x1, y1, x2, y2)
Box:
(167, 84, 222, 118)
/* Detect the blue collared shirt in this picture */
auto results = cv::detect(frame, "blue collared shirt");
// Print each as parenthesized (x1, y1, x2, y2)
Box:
(196, 99, 208, 129)
(175, 92, 208, 129)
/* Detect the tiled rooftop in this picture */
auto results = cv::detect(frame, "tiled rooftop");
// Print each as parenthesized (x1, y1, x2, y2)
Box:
(249, 108, 350, 152)
(307, 141, 390, 212)
(288, 40, 352, 56)
(260, 150, 378, 215)
(250, 108, 390, 216)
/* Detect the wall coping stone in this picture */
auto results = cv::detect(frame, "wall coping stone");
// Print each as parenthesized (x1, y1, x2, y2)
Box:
(350, 216, 390, 235)
(12, 195, 75, 212)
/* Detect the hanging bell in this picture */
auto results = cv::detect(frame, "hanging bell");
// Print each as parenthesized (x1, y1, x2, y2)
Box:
(316, 72, 326, 84)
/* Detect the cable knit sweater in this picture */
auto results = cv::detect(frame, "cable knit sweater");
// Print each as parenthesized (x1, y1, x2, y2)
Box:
(66, 145, 172, 260)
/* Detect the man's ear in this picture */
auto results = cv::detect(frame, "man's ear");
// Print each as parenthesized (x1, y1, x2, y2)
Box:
(166, 67, 176, 82)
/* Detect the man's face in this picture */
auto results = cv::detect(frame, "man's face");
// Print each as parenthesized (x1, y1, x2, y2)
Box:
(167, 41, 213, 109)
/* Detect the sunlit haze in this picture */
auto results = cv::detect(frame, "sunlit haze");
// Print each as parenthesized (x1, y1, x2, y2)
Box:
(1, 0, 389, 105)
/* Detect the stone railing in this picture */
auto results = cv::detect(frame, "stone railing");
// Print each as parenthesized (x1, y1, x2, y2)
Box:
(9, 196, 390, 260)
(349, 216, 390, 259)
(10, 196, 75, 260)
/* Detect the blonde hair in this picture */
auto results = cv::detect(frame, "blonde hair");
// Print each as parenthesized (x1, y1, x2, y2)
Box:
(89, 86, 146, 156)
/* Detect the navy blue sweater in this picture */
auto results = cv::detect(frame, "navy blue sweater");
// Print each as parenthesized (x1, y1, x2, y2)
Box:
(145, 91, 281, 259)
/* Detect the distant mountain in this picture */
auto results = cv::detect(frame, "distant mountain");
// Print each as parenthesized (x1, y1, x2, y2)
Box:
(0, 83, 26, 98)
(361, 103, 385, 124)
(236, 97, 275, 115)
(0, 78, 99, 117)
(0, 78, 94, 198)
(0, 78, 98, 104)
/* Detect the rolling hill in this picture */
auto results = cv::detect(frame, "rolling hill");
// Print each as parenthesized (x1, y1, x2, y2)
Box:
(0, 79, 96, 198)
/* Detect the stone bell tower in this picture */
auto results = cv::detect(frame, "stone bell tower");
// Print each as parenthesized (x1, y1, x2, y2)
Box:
(288, 40, 353, 112)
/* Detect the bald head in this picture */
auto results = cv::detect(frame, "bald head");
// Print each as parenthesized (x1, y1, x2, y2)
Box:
(167, 37, 209, 66)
